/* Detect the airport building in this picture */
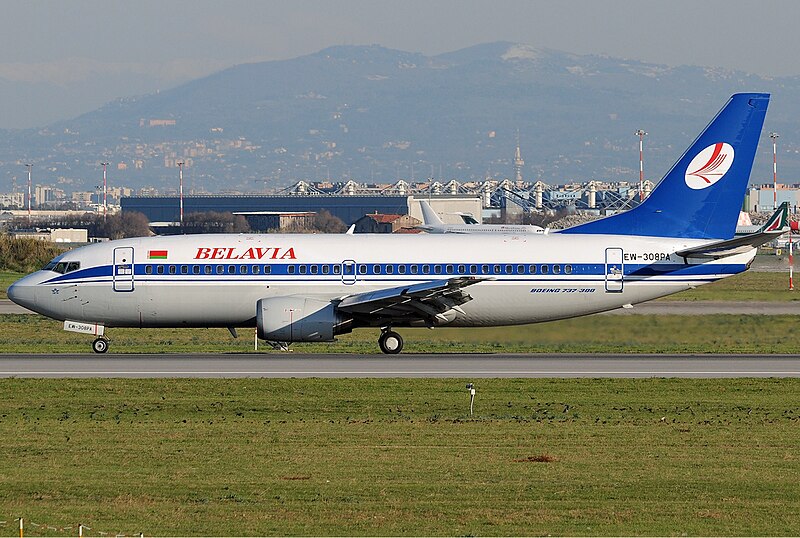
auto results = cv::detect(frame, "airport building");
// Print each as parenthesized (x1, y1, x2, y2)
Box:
(121, 194, 483, 229)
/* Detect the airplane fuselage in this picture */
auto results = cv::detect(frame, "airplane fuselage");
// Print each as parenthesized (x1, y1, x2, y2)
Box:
(10, 232, 754, 330)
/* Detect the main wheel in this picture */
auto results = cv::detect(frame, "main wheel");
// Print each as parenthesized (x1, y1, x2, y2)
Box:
(92, 337, 109, 354)
(378, 330, 403, 354)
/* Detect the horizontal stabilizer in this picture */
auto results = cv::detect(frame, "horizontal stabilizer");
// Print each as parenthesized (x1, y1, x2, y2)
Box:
(676, 228, 787, 259)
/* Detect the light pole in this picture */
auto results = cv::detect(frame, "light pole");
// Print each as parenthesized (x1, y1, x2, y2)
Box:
(24, 164, 32, 222)
(177, 161, 184, 230)
(635, 129, 647, 202)
(769, 132, 779, 211)
(100, 162, 109, 221)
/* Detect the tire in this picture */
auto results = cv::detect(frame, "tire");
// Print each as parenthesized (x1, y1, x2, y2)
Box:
(92, 338, 109, 354)
(378, 330, 403, 354)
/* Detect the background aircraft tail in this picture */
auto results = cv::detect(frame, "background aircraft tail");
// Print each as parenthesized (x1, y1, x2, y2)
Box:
(419, 200, 445, 225)
(560, 93, 769, 239)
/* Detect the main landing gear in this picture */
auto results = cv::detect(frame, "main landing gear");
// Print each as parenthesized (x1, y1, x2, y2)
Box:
(378, 329, 403, 354)
(92, 337, 109, 354)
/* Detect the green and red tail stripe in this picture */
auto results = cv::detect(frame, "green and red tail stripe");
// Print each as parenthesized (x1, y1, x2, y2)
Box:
(148, 250, 168, 260)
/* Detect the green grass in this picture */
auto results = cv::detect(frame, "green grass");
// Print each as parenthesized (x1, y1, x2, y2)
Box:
(0, 378, 797, 536)
(660, 270, 800, 302)
(0, 271, 21, 300)
(0, 313, 798, 354)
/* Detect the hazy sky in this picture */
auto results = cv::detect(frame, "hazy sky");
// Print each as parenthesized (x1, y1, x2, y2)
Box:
(0, 0, 798, 126)
(3, 0, 800, 77)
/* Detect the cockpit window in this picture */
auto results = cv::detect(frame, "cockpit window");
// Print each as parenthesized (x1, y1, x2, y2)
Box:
(65, 262, 80, 273)
(52, 262, 68, 274)
(43, 254, 66, 271)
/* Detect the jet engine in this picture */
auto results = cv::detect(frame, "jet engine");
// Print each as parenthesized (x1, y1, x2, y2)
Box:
(256, 297, 351, 342)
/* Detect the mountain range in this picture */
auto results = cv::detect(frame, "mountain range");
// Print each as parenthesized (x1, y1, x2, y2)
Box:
(1, 42, 798, 194)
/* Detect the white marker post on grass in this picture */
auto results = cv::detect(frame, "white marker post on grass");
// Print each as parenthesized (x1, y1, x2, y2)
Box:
(466, 383, 476, 416)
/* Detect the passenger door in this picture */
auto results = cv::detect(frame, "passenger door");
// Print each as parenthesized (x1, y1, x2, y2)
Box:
(113, 247, 135, 292)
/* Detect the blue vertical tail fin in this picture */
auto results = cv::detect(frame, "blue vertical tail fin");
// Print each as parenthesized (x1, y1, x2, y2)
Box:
(560, 93, 769, 239)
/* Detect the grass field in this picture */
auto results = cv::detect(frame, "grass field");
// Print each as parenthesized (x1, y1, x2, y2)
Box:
(0, 313, 799, 354)
(0, 271, 20, 300)
(658, 270, 799, 302)
(0, 378, 797, 536)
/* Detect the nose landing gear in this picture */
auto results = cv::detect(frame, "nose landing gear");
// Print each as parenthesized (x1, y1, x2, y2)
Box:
(378, 329, 403, 354)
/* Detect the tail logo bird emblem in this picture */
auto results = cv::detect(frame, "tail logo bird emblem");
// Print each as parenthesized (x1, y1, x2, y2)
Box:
(685, 142, 734, 190)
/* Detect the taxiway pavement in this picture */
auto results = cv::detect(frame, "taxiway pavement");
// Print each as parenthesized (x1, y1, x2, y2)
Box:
(1, 354, 799, 378)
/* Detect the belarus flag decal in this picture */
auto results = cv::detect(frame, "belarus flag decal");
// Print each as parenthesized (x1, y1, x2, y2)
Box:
(148, 250, 168, 259)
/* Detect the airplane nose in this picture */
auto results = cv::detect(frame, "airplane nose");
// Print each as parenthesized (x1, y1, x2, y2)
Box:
(7, 278, 36, 310)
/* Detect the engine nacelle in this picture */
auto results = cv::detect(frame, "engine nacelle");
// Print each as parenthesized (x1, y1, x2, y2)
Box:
(256, 297, 348, 342)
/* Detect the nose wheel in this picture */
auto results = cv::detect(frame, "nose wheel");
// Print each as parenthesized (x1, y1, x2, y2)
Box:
(92, 337, 109, 354)
(378, 330, 403, 354)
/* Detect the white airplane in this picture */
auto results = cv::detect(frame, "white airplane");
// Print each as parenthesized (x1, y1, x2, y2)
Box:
(9, 93, 776, 355)
(415, 199, 546, 234)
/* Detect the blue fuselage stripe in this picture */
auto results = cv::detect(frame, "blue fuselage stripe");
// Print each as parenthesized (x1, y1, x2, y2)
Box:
(40, 261, 747, 285)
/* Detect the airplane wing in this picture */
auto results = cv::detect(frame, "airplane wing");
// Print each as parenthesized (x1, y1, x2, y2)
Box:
(336, 276, 487, 325)
(676, 202, 790, 259)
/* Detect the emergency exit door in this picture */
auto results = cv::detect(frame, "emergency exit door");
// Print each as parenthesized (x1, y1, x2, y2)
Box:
(113, 247, 135, 292)
(605, 247, 624, 293)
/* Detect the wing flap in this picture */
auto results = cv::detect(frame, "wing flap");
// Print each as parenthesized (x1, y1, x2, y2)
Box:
(337, 277, 488, 323)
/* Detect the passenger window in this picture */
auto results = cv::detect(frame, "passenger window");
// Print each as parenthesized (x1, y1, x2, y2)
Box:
(422, 265, 430, 274)
(181, 265, 188, 275)
(252, 265, 260, 275)
(145, 265, 153, 275)
(398, 265, 406, 275)
(169, 265, 176, 275)
(288, 265, 295, 275)
(457, 264, 466, 274)
(192, 265, 200, 275)
(373, 264, 381, 274)
(565, 265, 573, 274)
(553, 265, 562, 275)
(438, 265, 446, 274)
(310, 265, 318, 275)
(264, 265, 272, 274)
(204, 265, 212, 275)
(517, 264, 524, 274)
(493, 265, 501, 274)
(505, 264, 512, 274)
(481, 264, 489, 274)
(157, 265, 165, 275)
(321, 265, 329, 275)
(216, 265, 224, 275)
(530, 265, 537, 274)
(469, 265, 477, 274)
(228, 265, 236, 274)
(541, 265, 549, 274)
(386, 265, 394, 275)
(410, 265, 418, 275)
(333, 265, 341, 275)
(358, 265, 367, 275)
(299, 265, 307, 275)
(240, 265, 248, 274)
